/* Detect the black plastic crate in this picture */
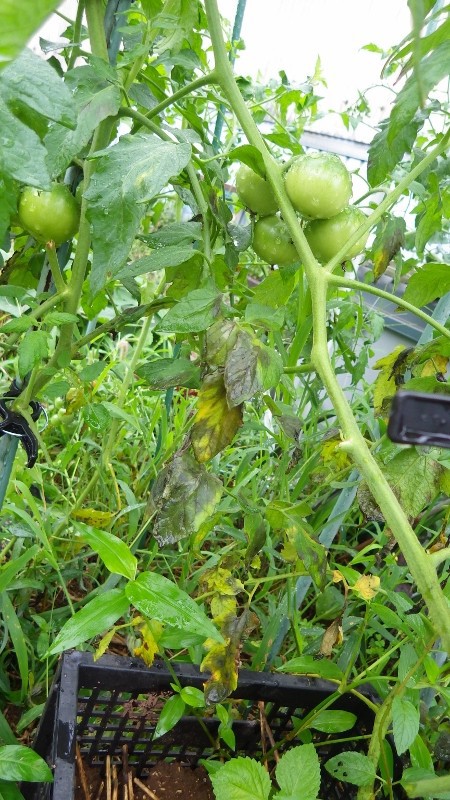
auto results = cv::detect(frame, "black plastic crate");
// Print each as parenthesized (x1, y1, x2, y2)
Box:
(23, 651, 401, 800)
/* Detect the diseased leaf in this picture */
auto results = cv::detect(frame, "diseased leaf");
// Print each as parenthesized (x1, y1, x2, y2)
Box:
(372, 345, 412, 415)
(192, 373, 243, 463)
(360, 448, 442, 520)
(157, 284, 221, 333)
(82, 402, 111, 432)
(47, 589, 130, 654)
(371, 215, 406, 279)
(0, 99, 51, 189)
(1, 49, 76, 129)
(393, 697, 420, 755)
(267, 502, 326, 590)
(147, 451, 223, 545)
(133, 620, 163, 667)
(85, 134, 191, 295)
(319, 618, 343, 657)
(126, 571, 223, 643)
(274, 744, 320, 800)
(137, 357, 200, 390)
(210, 757, 271, 800)
(18, 331, 48, 378)
(72, 509, 115, 528)
(45, 84, 121, 178)
(224, 330, 284, 407)
(0, 0, 61, 70)
(325, 752, 376, 787)
(205, 319, 239, 367)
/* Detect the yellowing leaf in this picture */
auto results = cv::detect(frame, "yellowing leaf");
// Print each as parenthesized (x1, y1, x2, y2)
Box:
(418, 354, 448, 377)
(353, 574, 380, 601)
(321, 438, 352, 471)
(372, 345, 412, 415)
(333, 570, 345, 584)
(372, 215, 406, 279)
(65, 387, 85, 413)
(72, 509, 116, 527)
(94, 627, 117, 661)
(191, 373, 243, 463)
(134, 620, 163, 667)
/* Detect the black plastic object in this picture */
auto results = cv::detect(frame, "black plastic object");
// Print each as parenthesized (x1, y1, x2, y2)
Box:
(23, 652, 400, 800)
(388, 390, 450, 448)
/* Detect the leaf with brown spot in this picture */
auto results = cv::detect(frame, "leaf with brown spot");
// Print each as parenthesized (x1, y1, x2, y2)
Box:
(371, 215, 406, 279)
(191, 373, 243, 463)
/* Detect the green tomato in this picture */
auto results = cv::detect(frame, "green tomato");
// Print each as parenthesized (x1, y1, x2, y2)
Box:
(18, 183, 80, 245)
(252, 215, 298, 266)
(305, 206, 368, 263)
(235, 164, 278, 216)
(285, 152, 352, 219)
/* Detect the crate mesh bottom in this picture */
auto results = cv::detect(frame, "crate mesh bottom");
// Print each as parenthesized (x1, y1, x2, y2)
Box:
(75, 687, 374, 799)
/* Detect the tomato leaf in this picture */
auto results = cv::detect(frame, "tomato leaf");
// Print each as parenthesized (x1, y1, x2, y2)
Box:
(157, 284, 221, 333)
(82, 402, 111, 432)
(47, 589, 130, 655)
(18, 331, 48, 378)
(0, 745, 52, 783)
(252, 265, 297, 308)
(192, 373, 243, 463)
(137, 357, 200, 390)
(392, 697, 420, 755)
(140, 221, 202, 247)
(403, 263, 450, 308)
(224, 330, 284, 407)
(116, 246, 198, 280)
(85, 134, 191, 295)
(0, 0, 61, 71)
(1, 49, 76, 129)
(0, 99, 51, 189)
(126, 572, 223, 643)
(371, 215, 406, 279)
(74, 522, 137, 580)
(362, 448, 442, 520)
(45, 84, 121, 178)
(146, 451, 223, 544)
(325, 752, 376, 787)
(210, 757, 271, 800)
(228, 145, 267, 178)
(274, 744, 321, 800)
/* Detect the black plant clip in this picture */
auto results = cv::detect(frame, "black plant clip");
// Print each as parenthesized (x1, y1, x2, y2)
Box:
(388, 391, 450, 449)
(0, 380, 44, 467)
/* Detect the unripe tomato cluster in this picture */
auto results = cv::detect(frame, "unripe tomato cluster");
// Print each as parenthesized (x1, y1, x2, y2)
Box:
(235, 152, 368, 266)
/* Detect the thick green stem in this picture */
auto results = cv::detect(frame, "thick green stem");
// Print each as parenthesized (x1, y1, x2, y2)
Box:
(404, 775, 450, 797)
(204, 0, 450, 654)
(328, 273, 450, 341)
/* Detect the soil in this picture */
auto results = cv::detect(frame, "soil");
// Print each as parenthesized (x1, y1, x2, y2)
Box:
(75, 759, 215, 800)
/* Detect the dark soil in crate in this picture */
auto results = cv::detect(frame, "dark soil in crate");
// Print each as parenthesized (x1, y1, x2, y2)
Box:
(75, 760, 214, 800)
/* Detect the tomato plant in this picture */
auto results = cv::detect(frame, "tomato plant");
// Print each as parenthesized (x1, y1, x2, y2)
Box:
(284, 153, 352, 219)
(305, 206, 369, 263)
(18, 184, 80, 245)
(235, 163, 278, 216)
(252, 214, 298, 265)
(0, 2, 449, 797)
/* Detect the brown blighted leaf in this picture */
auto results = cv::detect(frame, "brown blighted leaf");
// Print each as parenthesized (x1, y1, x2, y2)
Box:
(353, 575, 380, 601)
(191, 373, 243, 463)
(371, 215, 406, 280)
(224, 329, 284, 408)
(372, 345, 412, 415)
(205, 318, 239, 367)
(320, 618, 343, 657)
(358, 448, 442, 521)
(147, 451, 223, 545)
